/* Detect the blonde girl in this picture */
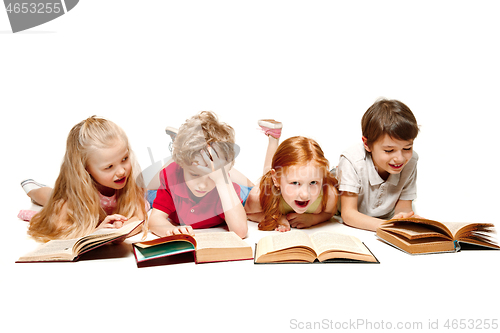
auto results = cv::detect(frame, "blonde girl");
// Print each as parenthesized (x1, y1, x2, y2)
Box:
(245, 121, 338, 232)
(20, 116, 147, 242)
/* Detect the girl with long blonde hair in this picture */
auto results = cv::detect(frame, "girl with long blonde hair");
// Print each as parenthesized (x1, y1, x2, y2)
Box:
(19, 116, 147, 242)
(245, 120, 338, 231)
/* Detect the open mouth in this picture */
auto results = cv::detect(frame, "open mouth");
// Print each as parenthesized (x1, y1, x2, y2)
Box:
(295, 200, 310, 208)
(114, 177, 126, 184)
(389, 163, 404, 170)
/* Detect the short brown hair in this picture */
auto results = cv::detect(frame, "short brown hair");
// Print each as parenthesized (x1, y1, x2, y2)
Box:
(362, 98, 419, 147)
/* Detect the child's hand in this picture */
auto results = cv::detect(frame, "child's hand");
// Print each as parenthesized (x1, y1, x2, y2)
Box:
(287, 213, 316, 229)
(275, 218, 291, 232)
(98, 214, 128, 230)
(195, 146, 231, 184)
(393, 211, 417, 220)
(164, 225, 194, 237)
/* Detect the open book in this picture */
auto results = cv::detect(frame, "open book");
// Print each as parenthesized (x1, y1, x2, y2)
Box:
(133, 231, 253, 267)
(17, 219, 144, 262)
(377, 217, 499, 254)
(254, 230, 379, 264)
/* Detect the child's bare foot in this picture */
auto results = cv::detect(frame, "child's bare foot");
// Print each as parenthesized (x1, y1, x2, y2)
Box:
(258, 119, 282, 139)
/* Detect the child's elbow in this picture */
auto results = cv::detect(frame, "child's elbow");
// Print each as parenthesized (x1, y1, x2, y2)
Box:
(340, 210, 356, 228)
(234, 226, 248, 239)
(231, 223, 248, 239)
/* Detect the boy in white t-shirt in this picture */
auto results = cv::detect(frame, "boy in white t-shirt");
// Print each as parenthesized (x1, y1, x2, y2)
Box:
(337, 98, 420, 231)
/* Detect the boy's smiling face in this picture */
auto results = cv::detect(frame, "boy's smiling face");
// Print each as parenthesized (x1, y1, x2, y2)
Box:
(364, 134, 414, 181)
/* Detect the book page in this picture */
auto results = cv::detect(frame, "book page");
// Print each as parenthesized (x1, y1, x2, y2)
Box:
(442, 222, 491, 238)
(380, 223, 451, 240)
(255, 230, 315, 259)
(310, 232, 371, 256)
(271, 230, 314, 252)
(195, 231, 250, 250)
(18, 239, 79, 262)
(86, 219, 143, 238)
(134, 234, 196, 249)
(194, 231, 253, 263)
(383, 217, 453, 238)
(74, 219, 144, 253)
(377, 228, 456, 254)
(255, 230, 317, 263)
(457, 227, 499, 248)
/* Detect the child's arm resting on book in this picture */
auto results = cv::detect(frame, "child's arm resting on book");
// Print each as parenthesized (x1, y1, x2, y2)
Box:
(215, 180, 248, 238)
(340, 192, 384, 232)
(392, 200, 418, 219)
(148, 208, 194, 237)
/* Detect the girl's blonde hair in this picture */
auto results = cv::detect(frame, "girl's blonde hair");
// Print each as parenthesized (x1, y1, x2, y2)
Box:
(172, 111, 236, 167)
(28, 116, 147, 242)
(258, 136, 338, 231)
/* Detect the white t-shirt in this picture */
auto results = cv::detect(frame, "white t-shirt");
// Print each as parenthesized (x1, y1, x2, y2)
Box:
(337, 143, 418, 219)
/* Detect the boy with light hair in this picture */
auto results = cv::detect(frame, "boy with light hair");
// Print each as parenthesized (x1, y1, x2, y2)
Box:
(149, 111, 248, 238)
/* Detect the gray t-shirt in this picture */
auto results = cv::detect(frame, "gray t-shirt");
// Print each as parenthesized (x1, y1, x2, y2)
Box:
(337, 143, 418, 219)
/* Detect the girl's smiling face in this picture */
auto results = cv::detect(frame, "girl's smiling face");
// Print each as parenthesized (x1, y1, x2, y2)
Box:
(272, 162, 323, 214)
(364, 134, 414, 180)
(86, 140, 131, 195)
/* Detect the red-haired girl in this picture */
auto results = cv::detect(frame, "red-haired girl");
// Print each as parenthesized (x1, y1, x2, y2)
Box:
(245, 120, 338, 232)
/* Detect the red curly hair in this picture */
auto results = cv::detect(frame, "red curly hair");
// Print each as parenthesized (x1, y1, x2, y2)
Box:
(258, 136, 337, 231)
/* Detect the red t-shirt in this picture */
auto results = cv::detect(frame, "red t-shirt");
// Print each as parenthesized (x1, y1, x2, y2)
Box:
(153, 162, 242, 229)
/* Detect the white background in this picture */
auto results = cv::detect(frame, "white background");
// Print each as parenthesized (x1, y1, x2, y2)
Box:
(1, 1, 499, 332)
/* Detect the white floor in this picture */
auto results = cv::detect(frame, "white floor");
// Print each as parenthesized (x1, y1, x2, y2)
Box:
(6, 205, 500, 332)
(2, 2, 500, 332)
